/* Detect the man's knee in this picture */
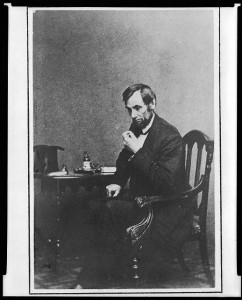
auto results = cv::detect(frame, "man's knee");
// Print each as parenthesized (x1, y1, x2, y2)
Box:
(106, 199, 134, 214)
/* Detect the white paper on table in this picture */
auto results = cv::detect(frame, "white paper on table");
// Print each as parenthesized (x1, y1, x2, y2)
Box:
(101, 167, 116, 173)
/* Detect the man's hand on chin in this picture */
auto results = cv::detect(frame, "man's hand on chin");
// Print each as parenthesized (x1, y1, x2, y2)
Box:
(122, 131, 142, 154)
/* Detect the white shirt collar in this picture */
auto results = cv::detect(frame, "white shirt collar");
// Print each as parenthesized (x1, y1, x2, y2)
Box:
(142, 113, 155, 134)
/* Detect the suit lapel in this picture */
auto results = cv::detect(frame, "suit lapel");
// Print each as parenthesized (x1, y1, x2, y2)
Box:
(142, 114, 159, 152)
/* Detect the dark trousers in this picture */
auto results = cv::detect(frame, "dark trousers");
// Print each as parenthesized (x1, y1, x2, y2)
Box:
(77, 193, 194, 288)
(77, 194, 146, 288)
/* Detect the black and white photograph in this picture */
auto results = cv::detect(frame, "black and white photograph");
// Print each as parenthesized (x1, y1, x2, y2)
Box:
(5, 5, 240, 297)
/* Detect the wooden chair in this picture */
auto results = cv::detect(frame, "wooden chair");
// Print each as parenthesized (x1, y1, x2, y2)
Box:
(126, 130, 214, 287)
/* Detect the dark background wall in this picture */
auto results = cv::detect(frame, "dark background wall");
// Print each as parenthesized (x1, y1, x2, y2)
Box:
(33, 10, 214, 239)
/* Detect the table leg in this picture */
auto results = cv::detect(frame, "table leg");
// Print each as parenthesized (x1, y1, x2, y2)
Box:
(54, 179, 62, 272)
(47, 179, 62, 273)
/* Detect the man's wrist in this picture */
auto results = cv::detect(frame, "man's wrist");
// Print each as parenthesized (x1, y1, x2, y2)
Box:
(132, 145, 141, 154)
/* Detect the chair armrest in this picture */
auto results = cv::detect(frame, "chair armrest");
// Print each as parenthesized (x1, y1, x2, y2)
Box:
(126, 205, 154, 245)
(135, 176, 205, 208)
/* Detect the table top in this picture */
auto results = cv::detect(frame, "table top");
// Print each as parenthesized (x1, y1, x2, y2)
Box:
(35, 171, 115, 180)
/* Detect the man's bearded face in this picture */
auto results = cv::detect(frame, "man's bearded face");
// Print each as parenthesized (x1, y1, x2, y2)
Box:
(125, 91, 154, 129)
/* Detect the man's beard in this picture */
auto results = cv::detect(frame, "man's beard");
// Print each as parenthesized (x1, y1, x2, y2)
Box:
(132, 111, 153, 130)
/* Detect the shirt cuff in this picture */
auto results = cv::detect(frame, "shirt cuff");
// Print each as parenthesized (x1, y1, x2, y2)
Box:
(128, 154, 135, 162)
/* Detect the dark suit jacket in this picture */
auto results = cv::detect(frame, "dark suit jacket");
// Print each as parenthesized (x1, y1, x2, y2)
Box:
(112, 114, 194, 246)
(113, 114, 185, 196)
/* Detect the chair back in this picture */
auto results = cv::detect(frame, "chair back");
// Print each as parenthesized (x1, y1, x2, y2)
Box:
(182, 130, 214, 235)
(34, 145, 64, 174)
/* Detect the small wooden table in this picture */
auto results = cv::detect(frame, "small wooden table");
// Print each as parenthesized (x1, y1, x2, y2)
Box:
(35, 172, 115, 272)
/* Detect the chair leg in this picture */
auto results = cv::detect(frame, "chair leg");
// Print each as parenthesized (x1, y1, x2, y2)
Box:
(130, 245, 143, 286)
(132, 257, 140, 280)
(199, 238, 215, 287)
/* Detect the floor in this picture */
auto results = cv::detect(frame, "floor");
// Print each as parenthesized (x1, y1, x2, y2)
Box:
(34, 192, 215, 290)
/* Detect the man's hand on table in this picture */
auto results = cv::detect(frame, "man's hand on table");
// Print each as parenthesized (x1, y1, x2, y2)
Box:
(106, 184, 121, 197)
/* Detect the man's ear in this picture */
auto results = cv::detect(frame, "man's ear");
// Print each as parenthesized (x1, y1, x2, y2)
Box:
(148, 99, 156, 110)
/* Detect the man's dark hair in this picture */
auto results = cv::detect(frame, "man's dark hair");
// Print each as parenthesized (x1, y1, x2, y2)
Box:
(122, 83, 156, 106)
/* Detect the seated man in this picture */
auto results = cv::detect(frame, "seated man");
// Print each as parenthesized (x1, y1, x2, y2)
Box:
(77, 83, 195, 288)
(106, 83, 193, 247)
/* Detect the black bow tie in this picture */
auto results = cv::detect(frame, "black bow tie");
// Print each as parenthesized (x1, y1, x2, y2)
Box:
(134, 127, 151, 137)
